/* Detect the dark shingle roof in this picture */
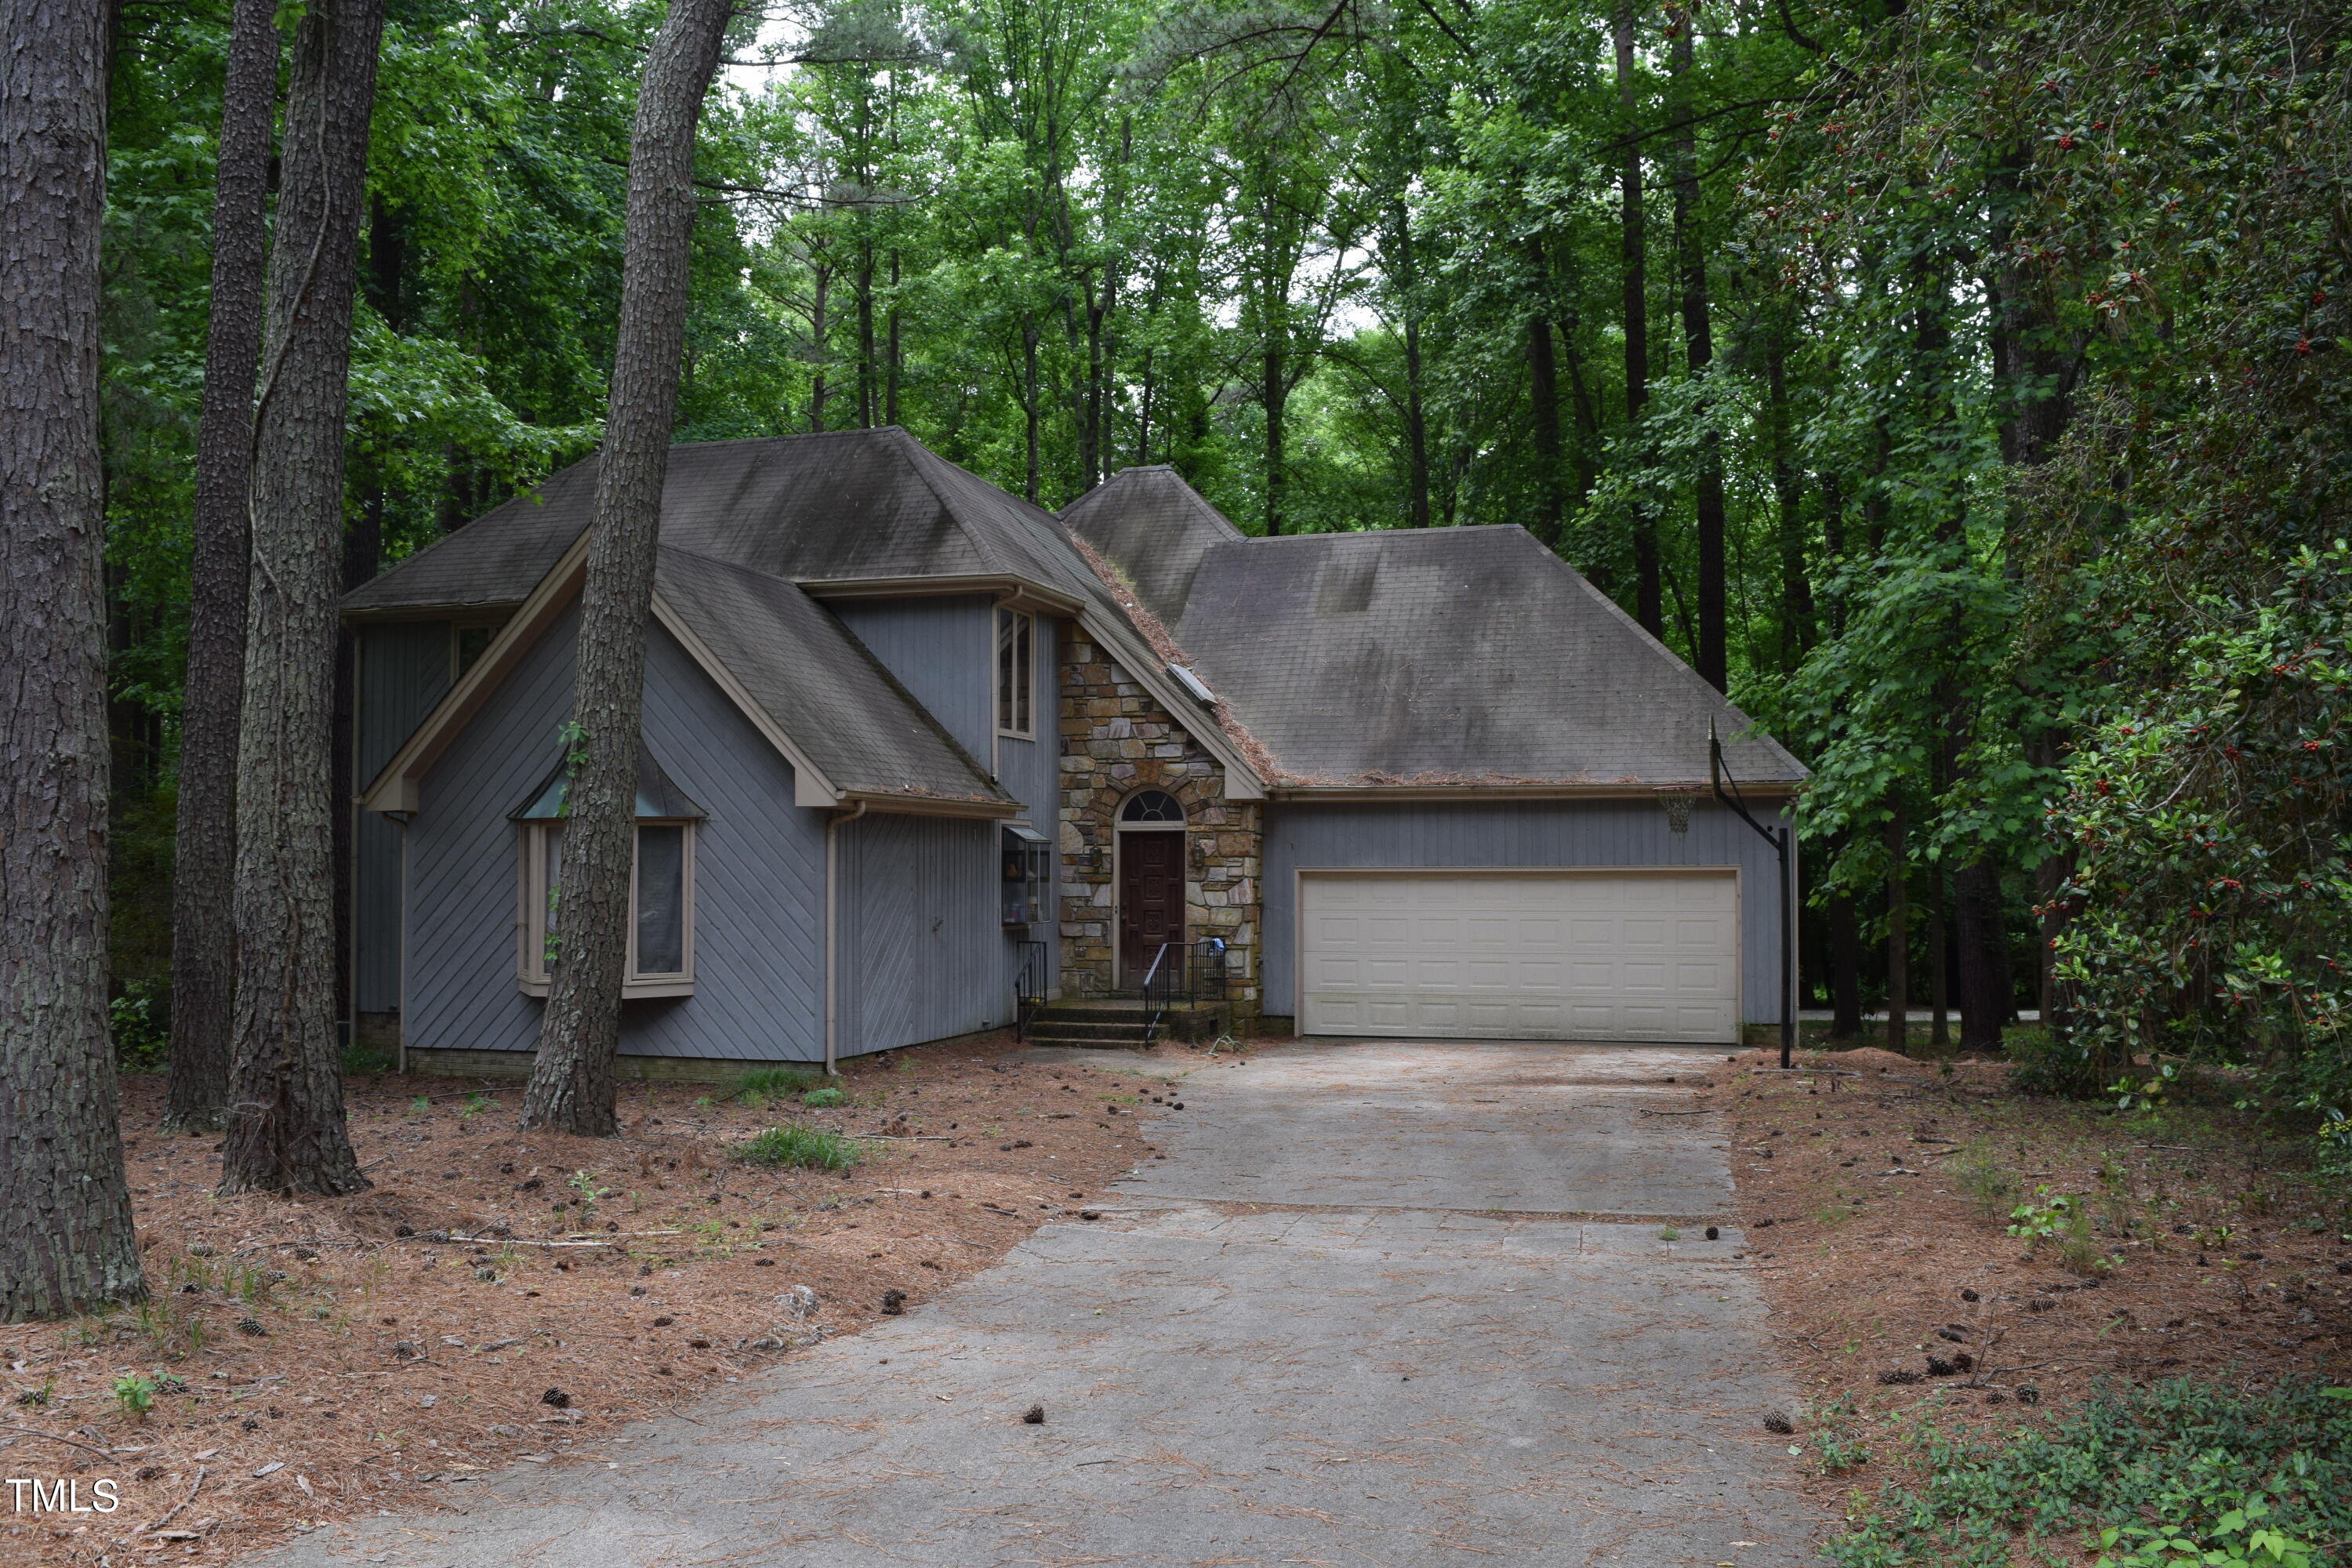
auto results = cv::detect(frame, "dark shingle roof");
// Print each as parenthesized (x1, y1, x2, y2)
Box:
(652, 546, 1007, 807)
(348, 429, 1121, 614)
(1055, 466, 1243, 627)
(1062, 468, 1805, 789)
(345, 429, 1268, 784)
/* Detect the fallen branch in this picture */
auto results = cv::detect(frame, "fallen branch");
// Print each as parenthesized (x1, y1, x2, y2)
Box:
(430, 1229, 680, 1247)
(0, 1425, 114, 1461)
(120, 1463, 204, 1544)
(1638, 1109, 1716, 1116)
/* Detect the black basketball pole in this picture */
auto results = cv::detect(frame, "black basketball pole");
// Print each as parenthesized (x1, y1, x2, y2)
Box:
(1709, 720, 1795, 1070)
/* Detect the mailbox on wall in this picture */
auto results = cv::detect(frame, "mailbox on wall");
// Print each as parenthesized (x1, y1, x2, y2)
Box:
(1000, 823, 1051, 927)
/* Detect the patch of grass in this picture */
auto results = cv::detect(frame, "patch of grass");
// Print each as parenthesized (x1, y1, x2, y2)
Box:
(733, 1066, 825, 1105)
(131, 1297, 204, 1361)
(1825, 1380, 2352, 1568)
(1952, 1138, 2019, 1219)
(729, 1124, 863, 1171)
(799, 1086, 846, 1109)
(341, 1040, 396, 1077)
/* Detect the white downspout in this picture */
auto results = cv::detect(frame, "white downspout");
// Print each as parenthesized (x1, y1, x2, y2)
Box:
(824, 800, 869, 1076)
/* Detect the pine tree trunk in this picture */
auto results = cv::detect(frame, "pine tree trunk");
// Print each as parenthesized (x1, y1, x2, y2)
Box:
(1955, 858, 2009, 1052)
(1, 0, 146, 1318)
(855, 241, 875, 428)
(1263, 335, 1287, 537)
(1669, 19, 1726, 689)
(1613, 2, 1657, 633)
(523, 0, 735, 1138)
(1828, 887, 1863, 1040)
(218, 0, 385, 1197)
(1927, 866, 1950, 1052)
(884, 248, 900, 426)
(167, 0, 279, 1132)
(1403, 309, 1430, 529)
(1885, 807, 1909, 1055)
(1766, 343, 1815, 670)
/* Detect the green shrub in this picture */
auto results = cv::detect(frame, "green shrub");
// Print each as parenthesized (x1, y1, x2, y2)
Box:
(729, 1124, 862, 1171)
(1826, 1380, 2352, 1567)
(111, 1373, 158, 1418)
(800, 1086, 846, 1109)
(732, 1066, 824, 1105)
(110, 978, 169, 1074)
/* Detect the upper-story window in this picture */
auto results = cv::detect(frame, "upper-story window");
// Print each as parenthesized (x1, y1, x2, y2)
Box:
(996, 607, 1033, 738)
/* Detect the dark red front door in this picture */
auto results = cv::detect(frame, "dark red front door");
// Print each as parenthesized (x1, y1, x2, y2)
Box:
(1120, 832, 1185, 985)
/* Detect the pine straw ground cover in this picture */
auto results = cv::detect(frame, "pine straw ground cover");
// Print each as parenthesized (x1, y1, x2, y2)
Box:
(1700, 1047, 2352, 1565)
(0, 1033, 1203, 1566)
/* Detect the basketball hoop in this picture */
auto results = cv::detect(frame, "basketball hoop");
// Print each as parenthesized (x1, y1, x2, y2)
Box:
(1655, 786, 1701, 835)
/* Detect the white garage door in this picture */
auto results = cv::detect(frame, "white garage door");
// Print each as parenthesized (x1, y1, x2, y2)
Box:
(1298, 870, 1740, 1042)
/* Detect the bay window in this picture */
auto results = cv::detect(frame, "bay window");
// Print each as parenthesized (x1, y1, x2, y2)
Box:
(513, 751, 703, 998)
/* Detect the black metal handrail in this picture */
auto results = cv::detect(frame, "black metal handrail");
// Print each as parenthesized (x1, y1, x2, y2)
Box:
(1140, 938, 1229, 1047)
(1012, 938, 1049, 1044)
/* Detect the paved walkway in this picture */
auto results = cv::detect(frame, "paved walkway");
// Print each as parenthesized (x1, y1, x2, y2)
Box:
(261, 1041, 1824, 1567)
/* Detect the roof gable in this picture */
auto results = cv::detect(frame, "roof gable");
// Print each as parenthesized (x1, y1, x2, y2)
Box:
(1066, 470, 1807, 793)
(651, 546, 1008, 809)
(358, 531, 1014, 816)
(346, 430, 1272, 800)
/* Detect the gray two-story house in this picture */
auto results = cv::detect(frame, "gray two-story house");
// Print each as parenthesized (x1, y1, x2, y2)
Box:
(345, 428, 1803, 1076)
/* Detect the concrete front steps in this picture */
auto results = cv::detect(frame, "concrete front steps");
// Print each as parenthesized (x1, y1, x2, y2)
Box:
(1022, 997, 1229, 1050)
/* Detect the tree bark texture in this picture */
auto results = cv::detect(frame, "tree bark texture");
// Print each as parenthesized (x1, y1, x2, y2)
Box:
(219, 0, 385, 1197)
(1, 0, 146, 1319)
(523, 0, 734, 1137)
(1613, 2, 1658, 633)
(1669, 19, 1726, 690)
(166, 0, 279, 1132)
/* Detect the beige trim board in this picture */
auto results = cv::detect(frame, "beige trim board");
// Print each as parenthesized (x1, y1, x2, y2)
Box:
(802, 573, 1084, 618)
(360, 532, 594, 814)
(648, 593, 841, 808)
(837, 791, 1018, 820)
(1266, 782, 1800, 804)
(1078, 611, 1268, 802)
(343, 600, 529, 626)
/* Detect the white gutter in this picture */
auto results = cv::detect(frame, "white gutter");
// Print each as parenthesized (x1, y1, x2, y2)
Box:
(823, 800, 869, 1076)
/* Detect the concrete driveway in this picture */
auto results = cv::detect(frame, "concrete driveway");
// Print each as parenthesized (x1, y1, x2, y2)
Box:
(260, 1041, 1824, 1567)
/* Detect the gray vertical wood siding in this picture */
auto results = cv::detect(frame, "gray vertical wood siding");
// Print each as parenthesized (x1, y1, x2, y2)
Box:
(830, 596, 993, 761)
(354, 622, 452, 1011)
(404, 606, 829, 1061)
(833, 595, 1060, 1003)
(837, 811, 1011, 1054)
(993, 613, 1059, 993)
(1261, 799, 1797, 1024)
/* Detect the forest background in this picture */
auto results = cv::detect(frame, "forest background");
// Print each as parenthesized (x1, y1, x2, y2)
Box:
(93, 0, 2352, 1155)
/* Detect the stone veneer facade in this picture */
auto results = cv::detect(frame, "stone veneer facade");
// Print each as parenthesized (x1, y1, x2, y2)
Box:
(1056, 626, 1261, 1022)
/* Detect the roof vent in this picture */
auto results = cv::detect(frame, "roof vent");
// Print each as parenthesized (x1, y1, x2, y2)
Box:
(1166, 663, 1217, 706)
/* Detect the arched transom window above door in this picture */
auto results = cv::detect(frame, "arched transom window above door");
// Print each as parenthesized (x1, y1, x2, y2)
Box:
(1119, 789, 1185, 826)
